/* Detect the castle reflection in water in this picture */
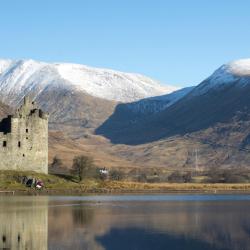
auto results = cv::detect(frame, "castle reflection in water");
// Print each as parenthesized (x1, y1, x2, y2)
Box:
(0, 196, 48, 249)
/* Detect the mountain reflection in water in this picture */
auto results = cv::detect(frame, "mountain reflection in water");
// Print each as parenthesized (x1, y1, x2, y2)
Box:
(0, 195, 249, 250)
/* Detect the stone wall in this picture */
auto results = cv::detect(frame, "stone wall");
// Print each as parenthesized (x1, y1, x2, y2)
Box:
(0, 97, 48, 174)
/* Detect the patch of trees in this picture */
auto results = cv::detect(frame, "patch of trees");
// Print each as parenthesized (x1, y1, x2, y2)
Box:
(126, 169, 193, 183)
(206, 168, 250, 183)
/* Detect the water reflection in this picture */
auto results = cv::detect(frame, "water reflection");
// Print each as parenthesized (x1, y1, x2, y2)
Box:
(0, 195, 249, 250)
(0, 196, 48, 249)
(96, 227, 228, 250)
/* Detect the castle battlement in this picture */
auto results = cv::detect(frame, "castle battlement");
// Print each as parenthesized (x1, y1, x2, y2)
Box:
(0, 97, 48, 174)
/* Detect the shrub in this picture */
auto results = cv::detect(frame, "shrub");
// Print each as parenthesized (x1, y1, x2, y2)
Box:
(168, 171, 184, 183)
(109, 169, 124, 181)
(137, 173, 147, 182)
(168, 171, 192, 183)
(51, 156, 63, 168)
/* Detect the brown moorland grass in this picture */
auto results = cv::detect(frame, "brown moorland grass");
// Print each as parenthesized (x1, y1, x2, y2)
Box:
(98, 181, 250, 192)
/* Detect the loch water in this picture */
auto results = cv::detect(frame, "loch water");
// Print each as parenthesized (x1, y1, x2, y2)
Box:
(0, 194, 250, 250)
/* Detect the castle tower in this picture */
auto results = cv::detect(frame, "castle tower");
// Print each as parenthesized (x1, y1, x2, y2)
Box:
(0, 97, 48, 174)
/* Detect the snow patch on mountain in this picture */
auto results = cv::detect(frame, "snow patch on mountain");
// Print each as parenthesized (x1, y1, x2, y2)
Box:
(190, 58, 250, 96)
(0, 59, 178, 104)
(55, 63, 177, 102)
(228, 59, 250, 76)
(0, 59, 13, 74)
(126, 86, 194, 115)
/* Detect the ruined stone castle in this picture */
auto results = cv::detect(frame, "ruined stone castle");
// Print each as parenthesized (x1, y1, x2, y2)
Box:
(0, 97, 48, 174)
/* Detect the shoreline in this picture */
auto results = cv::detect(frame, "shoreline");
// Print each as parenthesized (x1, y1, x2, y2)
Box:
(1, 182, 250, 196)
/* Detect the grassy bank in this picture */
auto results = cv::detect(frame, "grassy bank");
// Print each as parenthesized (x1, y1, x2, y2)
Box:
(0, 170, 250, 195)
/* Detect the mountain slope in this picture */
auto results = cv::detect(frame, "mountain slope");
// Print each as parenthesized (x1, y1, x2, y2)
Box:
(37, 84, 117, 137)
(96, 87, 194, 137)
(96, 59, 250, 146)
(125, 86, 194, 115)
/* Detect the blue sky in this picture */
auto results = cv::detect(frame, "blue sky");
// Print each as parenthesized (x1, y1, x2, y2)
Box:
(1, 0, 250, 87)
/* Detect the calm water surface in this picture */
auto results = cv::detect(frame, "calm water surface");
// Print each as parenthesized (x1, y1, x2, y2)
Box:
(0, 194, 250, 250)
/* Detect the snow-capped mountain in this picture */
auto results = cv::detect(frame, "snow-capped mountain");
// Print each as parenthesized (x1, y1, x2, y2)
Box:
(191, 59, 250, 96)
(96, 58, 250, 145)
(0, 59, 177, 105)
(0, 58, 185, 137)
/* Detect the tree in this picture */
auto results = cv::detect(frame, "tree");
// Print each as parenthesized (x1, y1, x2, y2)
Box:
(183, 172, 192, 183)
(71, 155, 94, 182)
(51, 156, 63, 169)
